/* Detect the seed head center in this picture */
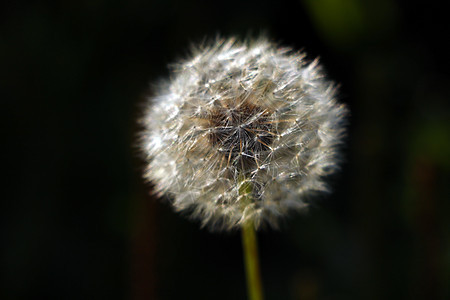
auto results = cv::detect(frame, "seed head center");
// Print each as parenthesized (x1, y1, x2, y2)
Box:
(207, 102, 275, 168)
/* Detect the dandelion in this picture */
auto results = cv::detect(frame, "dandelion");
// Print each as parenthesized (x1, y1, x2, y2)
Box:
(141, 36, 347, 300)
(142, 36, 346, 231)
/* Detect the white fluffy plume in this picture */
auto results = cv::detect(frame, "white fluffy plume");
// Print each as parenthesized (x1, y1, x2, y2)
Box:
(141, 37, 347, 231)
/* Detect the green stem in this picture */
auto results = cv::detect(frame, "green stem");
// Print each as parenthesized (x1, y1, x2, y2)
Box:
(241, 218, 264, 300)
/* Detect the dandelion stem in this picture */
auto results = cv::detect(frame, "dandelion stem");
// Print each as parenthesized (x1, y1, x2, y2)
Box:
(242, 221, 263, 300)
(240, 178, 264, 300)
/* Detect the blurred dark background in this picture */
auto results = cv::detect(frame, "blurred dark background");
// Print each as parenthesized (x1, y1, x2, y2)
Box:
(2, 0, 449, 299)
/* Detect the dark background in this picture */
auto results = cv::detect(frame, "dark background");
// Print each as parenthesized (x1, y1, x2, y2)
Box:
(2, 1, 449, 299)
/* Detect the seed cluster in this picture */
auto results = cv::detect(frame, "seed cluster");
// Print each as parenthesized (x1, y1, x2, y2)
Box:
(206, 99, 274, 173)
(142, 37, 347, 230)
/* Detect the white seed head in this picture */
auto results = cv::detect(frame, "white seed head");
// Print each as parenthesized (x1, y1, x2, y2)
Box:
(141, 37, 347, 231)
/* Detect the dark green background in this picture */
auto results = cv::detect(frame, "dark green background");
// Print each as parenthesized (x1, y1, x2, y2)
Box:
(2, 1, 449, 299)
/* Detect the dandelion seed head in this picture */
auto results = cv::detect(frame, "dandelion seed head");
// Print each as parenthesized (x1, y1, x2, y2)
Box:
(142, 37, 347, 231)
